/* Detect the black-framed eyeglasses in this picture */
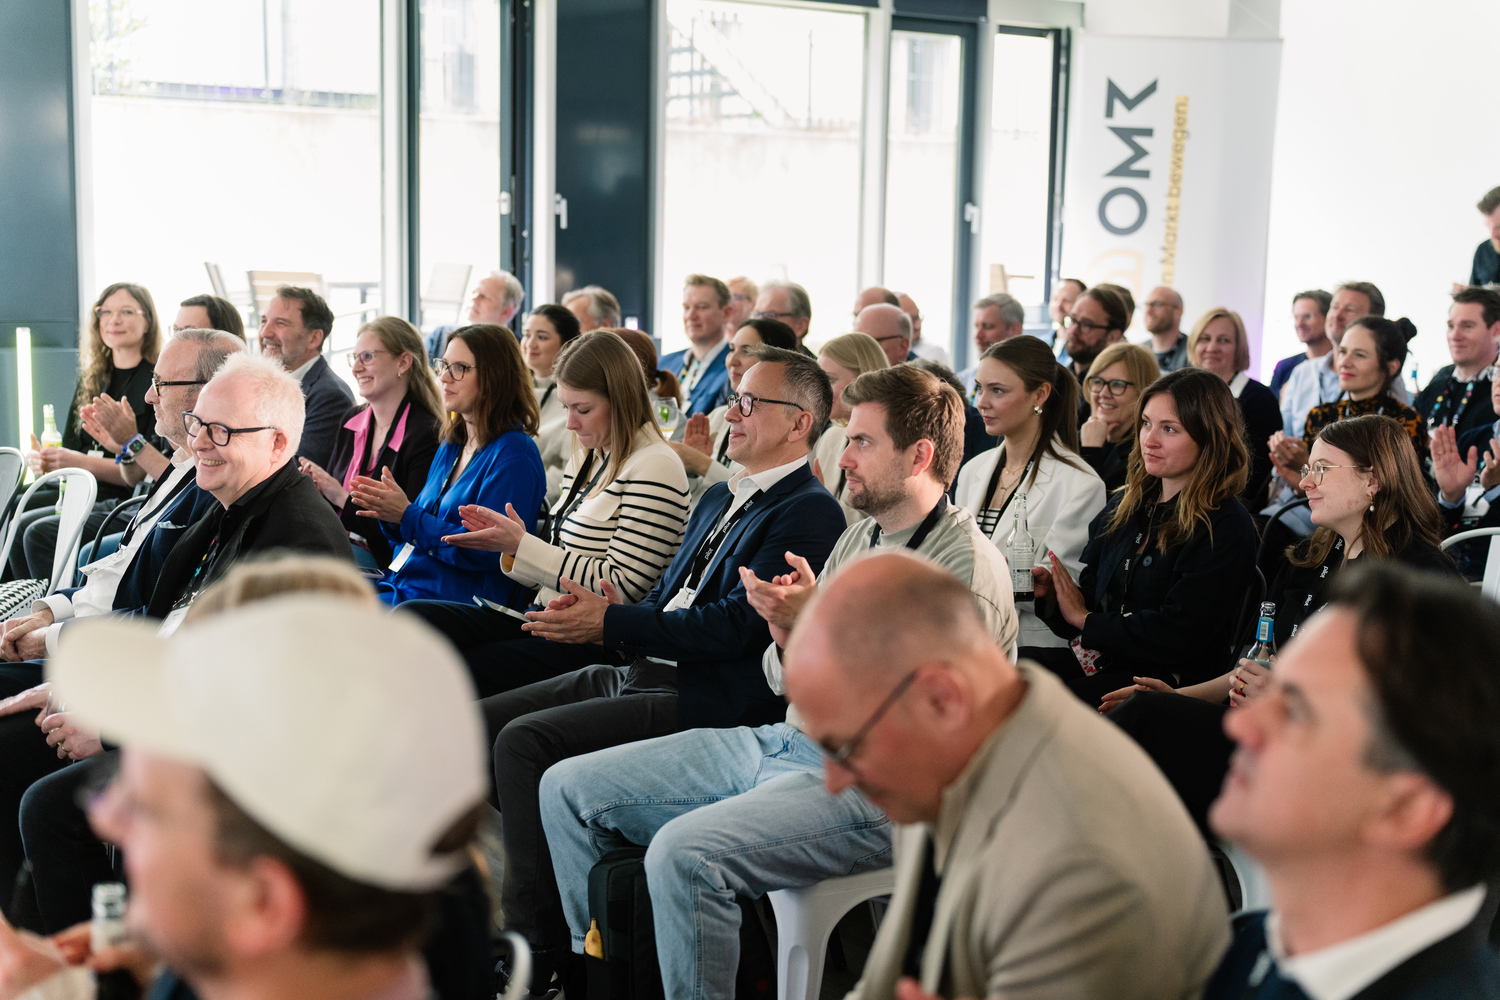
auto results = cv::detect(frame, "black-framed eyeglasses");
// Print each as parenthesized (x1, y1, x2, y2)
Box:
(434, 359, 475, 380)
(347, 349, 391, 368)
(181, 411, 277, 447)
(1086, 377, 1135, 396)
(1064, 316, 1110, 333)
(1299, 462, 1367, 486)
(753, 310, 797, 321)
(151, 375, 207, 392)
(726, 391, 806, 417)
(816, 669, 920, 778)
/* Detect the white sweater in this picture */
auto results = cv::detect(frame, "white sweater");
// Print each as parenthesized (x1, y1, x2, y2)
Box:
(533, 376, 571, 503)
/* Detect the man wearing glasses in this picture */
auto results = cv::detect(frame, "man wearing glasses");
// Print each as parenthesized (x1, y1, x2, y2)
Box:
(753, 280, 815, 356)
(539, 365, 1018, 1000)
(1141, 286, 1189, 372)
(855, 302, 917, 367)
(785, 550, 1230, 1000)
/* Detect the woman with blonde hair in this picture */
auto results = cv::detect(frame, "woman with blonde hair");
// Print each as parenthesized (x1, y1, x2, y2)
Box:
(1186, 306, 1281, 501)
(814, 332, 891, 523)
(1079, 342, 1160, 492)
(404, 330, 691, 696)
(299, 316, 444, 569)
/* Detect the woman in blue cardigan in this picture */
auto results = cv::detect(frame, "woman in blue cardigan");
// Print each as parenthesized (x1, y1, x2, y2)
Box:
(351, 323, 545, 606)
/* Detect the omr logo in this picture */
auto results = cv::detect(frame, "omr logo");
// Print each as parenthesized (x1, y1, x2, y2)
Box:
(1098, 78, 1157, 236)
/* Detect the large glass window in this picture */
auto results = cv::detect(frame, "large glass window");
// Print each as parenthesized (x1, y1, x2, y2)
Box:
(88, 0, 380, 354)
(418, 0, 503, 330)
(656, 0, 864, 354)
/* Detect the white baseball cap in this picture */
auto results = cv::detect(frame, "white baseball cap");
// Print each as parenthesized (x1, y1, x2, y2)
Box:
(46, 595, 487, 892)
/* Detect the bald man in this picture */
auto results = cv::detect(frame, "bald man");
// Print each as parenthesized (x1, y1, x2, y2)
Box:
(855, 303, 915, 366)
(785, 551, 1229, 1000)
(1142, 286, 1187, 372)
(853, 286, 900, 319)
(900, 293, 950, 368)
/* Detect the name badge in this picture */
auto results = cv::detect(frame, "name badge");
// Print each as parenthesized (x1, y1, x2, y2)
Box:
(88, 448, 105, 459)
(158, 605, 189, 638)
(662, 586, 697, 612)
(388, 543, 415, 573)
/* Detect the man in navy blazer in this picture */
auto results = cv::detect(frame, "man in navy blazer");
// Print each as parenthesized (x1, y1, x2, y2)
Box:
(1203, 564, 1500, 1000)
(661, 273, 733, 418)
(472, 347, 846, 989)
(256, 285, 354, 468)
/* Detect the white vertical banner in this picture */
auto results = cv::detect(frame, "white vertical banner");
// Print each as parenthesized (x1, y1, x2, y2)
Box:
(1061, 36, 1282, 374)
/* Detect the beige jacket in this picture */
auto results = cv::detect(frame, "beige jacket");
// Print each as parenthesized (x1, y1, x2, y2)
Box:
(847, 664, 1230, 1000)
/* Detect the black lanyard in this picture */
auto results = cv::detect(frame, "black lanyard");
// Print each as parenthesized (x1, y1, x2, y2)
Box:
(982, 450, 1035, 524)
(715, 425, 733, 467)
(869, 496, 948, 549)
(550, 451, 608, 546)
(684, 488, 762, 591)
(538, 382, 557, 410)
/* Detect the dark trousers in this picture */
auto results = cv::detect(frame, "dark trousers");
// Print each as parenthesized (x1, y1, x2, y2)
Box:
(1106, 691, 1233, 837)
(0, 661, 44, 699)
(482, 660, 679, 958)
(20, 753, 118, 932)
(1020, 645, 1141, 706)
(401, 600, 606, 700)
(0, 710, 69, 924)
(7, 502, 112, 582)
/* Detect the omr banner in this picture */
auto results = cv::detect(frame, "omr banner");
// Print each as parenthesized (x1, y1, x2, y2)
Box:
(1061, 35, 1282, 373)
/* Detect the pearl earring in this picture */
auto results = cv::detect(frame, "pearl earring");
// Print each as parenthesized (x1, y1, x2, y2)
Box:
(1033, 405, 1043, 415)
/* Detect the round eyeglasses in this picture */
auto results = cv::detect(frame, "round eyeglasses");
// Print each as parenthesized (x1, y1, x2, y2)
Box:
(434, 359, 475, 381)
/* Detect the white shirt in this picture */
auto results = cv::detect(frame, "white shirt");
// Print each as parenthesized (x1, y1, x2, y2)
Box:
(287, 354, 319, 384)
(726, 455, 807, 518)
(679, 338, 729, 394)
(1267, 884, 1487, 1000)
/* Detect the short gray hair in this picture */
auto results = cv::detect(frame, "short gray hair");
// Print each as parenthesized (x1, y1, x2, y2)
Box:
(491, 270, 525, 313)
(171, 328, 246, 383)
(209, 352, 306, 456)
(561, 285, 622, 326)
(747, 345, 832, 446)
(761, 280, 812, 321)
(974, 293, 1025, 326)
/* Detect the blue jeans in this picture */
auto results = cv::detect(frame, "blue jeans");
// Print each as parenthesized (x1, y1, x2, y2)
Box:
(539, 723, 892, 1000)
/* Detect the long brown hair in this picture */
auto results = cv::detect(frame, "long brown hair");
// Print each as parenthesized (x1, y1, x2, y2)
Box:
(607, 328, 682, 408)
(78, 282, 162, 406)
(554, 331, 665, 489)
(444, 324, 541, 446)
(1288, 414, 1445, 567)
(1106, 367, 1249, 550)
(980, 335, 1088, 488)
(358, 316, 444, 422)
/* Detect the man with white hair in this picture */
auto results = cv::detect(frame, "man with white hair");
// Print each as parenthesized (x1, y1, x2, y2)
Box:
(561, 285, 622, 333)
(956, 293, 1026, 400)
(854, 303, 915, 367)
(425, 269, 526, 360)
(0, 597, 489, 1000)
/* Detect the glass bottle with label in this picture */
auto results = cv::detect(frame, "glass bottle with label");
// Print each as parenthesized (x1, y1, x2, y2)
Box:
(41, 403, 64, 510)
(1005, 493, 1036, 601)
(1248, 602, 1277, 667)
(92, 882, 141, 1000)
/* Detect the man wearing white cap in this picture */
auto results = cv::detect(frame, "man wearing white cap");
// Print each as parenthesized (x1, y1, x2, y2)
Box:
(0, 597, 488, 1000)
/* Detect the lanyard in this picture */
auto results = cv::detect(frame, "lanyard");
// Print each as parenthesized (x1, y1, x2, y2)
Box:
(1427, 374, 1478, 429)
(715, 425, 733, 467)
(549, 451, 608, 546)
(869, 496, 948, 550)
(684, 488, 762, 592)
(539, 382, 556, 411)
(1338, 393, 1388, 421)
(982, 450, 1036, 523)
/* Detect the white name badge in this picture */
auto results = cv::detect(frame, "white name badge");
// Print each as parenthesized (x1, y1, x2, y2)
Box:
(662, 586, 697, 612)
(158, 605, 189, 637)
(88, 448, 105, 459)
(388, 543, 415, 573)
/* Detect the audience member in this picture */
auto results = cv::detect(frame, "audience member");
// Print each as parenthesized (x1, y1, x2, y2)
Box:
(854, 302, 914, 367)
(522, 304, 584, 502)
(754, 279, 814, 355)
(957, 336, 1106, 646)
(256, 284, 355, 467)
(675, 318, 799, 509)
(1062, 284, 1130, 384)
(610, 327, 682, 410)
(813, 331, 891, 522)
(1142, 286, 1188, 371)
(1430, 374, 1500, 532)
(471, 347, 845, 990)
(662, 274, 734, 417)
(1414, 286, 1499, 441)
(900, 292, 948, 367)
(1079, 342, 1161, 492)
(427, 269, 525, 360)
(1028, 368, 1257, 702)
(1267, 290, 1331, 398)
(174, 293, 245, 340)
(905, 358, 996, 474)
(298, 317, 444, 570)
(355, 324, 545, 607)
(1278, 280, 1384, 440)
(402, 331, 690, 697)
(1048, 276, 1086, 345)
(851, 286, 899, 318)
(783, 551, 1229, 1000)
(1187, 306, 1283, 501)
(540, 365, 1018, 1000)
(1203, 565, 1500, 998)
(561, 284, 622, 333)
(955, 293, 1025, 397)
(0, 592, 490, 1000)
(12, 282, 165, 581)
(1468, 185, 1500, 287)
(1096, 282, 1137, 329)
(726, 276, 759, 330)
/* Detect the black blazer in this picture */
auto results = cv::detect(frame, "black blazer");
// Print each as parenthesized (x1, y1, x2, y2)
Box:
(297, 354, 357, 468)
(603, 462, 847, 729)
(1080, 439, 1130, 494)
(1042, 492, 1258, 684)
(1237, 376, 1283, 504)
(143, 461, 354, 618)
(324, 396, 443, 568)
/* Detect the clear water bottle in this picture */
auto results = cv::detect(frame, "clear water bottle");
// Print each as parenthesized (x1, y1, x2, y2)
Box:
(1005, 493, 1036, 601)
(91, 882, 141, 1000)
(41, 403, 63, 511)
(1249, 602, 1277, 667)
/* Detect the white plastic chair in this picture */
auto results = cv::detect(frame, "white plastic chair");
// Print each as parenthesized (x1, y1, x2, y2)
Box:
(0, 468, 99, 595)
(766, 867, 895, 1000)
(1441, 526, 1500, 602)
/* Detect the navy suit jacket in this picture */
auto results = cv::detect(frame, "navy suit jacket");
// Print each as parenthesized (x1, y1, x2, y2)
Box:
(297, 354, 357, 468)
(661, 346, 731, 418)
(602, 462, 845, 729)
(1203, 909, 1500, 1000)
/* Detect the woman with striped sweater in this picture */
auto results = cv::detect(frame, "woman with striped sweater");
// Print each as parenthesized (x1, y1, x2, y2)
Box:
(404, 331, 691, 697)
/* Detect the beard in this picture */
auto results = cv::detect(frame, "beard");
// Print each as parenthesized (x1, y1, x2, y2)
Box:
(847, 475, 906, 516)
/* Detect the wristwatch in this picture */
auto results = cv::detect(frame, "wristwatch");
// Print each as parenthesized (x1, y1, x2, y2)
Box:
(115, 434, 147, 465)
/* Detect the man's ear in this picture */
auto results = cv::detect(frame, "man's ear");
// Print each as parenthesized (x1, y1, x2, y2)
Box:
(221, 855, 310, 957)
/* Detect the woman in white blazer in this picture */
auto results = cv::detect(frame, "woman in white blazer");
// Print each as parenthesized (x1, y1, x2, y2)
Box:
(813, 332, 892, 525)
(522, 304, 583, 504)
(956, 335, 1106, 647)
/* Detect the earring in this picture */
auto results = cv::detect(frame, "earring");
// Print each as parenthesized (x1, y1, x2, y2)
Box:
(1033, 405, 1043, 415)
